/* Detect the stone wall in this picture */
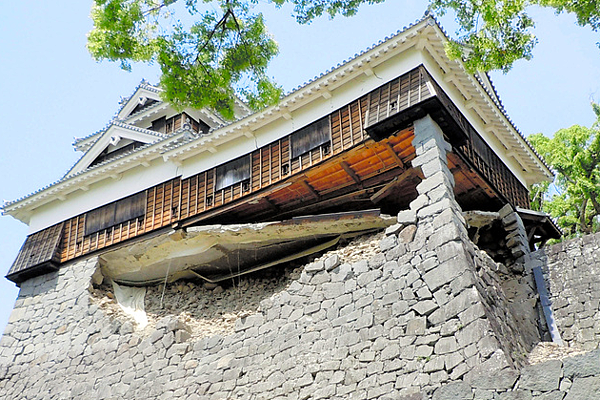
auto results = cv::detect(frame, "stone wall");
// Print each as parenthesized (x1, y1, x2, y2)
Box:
(432, 348, 600, 399)
(0, 221, 519, 399)
(2, 115, 600, 399)
(529, 231, 600, 351)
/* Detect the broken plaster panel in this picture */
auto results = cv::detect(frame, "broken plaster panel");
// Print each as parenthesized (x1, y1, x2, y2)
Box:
(100, 213, 395, 285)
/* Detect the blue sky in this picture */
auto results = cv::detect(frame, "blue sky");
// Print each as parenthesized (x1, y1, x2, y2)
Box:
(0, 1, 599, 332)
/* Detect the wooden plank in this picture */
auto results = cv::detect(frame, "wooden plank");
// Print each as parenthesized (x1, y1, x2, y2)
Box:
(383, 142, 405, 169)
(340, 161, 363, 188)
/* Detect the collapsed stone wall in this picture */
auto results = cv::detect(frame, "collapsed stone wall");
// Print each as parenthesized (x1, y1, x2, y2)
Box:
(0, 227, 518, 399)
(0, 114, 536, 399)
(529, 231, 600, 351)
(3, 114, 600, 399)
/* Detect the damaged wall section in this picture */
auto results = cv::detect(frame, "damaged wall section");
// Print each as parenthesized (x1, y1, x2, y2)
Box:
(0, 114, 590, 399)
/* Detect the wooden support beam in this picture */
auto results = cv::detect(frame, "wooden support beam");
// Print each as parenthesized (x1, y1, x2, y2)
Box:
(383, 142, 405, 169)
(340, 161, 363, 188)
(181, 182, 292, 228)
(299, 180, 320, 200)
(370, 169, 413, 203)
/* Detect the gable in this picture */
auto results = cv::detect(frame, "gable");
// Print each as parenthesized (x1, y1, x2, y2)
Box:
(65, 123, 167, 177)
(117, 85, 162, 121)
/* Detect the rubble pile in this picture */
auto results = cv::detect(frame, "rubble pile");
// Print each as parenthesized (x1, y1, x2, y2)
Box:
(90, 231, 384, 338)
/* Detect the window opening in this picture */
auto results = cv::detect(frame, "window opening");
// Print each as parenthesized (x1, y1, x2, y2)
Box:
(215, 155, 251, 191)
(290, 117, 331, 159)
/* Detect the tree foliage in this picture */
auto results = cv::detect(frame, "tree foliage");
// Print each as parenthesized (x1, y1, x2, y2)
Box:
(529, 104, 600, 236)
(88, 0, 600, 116)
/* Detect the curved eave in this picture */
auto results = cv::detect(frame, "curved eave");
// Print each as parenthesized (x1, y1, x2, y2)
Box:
(116, 84, 162, 120)
(419, 25, 553, 185)
(2, 17, 434, 223)
(64, 122, 169, 177)
(4, 16, 552, 225)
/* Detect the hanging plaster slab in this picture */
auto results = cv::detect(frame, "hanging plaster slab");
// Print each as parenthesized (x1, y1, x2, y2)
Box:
(99, 210, 395, 285)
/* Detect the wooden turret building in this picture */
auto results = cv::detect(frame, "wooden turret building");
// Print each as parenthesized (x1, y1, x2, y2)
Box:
(3, 17, 559, 285)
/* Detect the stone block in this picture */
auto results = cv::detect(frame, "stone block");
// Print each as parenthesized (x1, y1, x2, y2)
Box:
(459, 303, 486, 326)
(421, 158, 449, 178)
(386, 223, 403, 236)
(310, 271, 331, 285)
(412, 300, 438, 316)
(380, 235, 398, 252)
(563, 349, 600, 379)
(381, 344, 400, 360)
(406, 317, 427, 335)
(411, 145, 446, 168)
(520, 360, 562, 391)
(398, 209, 417, 225)
(432, 381, 473, 400)
(445, 352, 464, 371)
(422, 257, 465, 291)
(434, 337, 458, 355)
(324, 254, 340, 271)
(417, 170, 454, 195)
(445, 287, 479, 319)
(496, 390, 533, 400)
(409, 194, 430, 213)
(456, 319, 488, 349)
(305, 261, 325, 273)
(426, 220, 461, 249)
(538, 392, 568, 400)
(415, 345, 433, 358)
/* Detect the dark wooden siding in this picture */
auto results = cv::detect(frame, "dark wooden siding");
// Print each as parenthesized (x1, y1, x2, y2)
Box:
(215, 155, 251, 191)
(365, 68, 433, 129)
(49, 89, 371, 265)
(7, 222, 64, 281)
(290, 117, 331, 158)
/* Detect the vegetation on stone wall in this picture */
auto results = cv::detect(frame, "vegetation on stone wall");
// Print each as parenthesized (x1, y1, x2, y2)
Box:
(529, 102, 600, 237)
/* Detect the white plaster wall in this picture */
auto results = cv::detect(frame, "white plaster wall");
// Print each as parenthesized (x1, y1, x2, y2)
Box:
(27, 43, 528, 234)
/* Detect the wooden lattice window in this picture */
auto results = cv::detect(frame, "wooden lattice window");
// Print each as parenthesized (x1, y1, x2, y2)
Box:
(85, 192, 146, 236)
(215, 155, 251, 191)
(290, 117, 331, 158)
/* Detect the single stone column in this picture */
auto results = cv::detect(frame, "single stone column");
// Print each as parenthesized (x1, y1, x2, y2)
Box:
(404, 115, 517, 382)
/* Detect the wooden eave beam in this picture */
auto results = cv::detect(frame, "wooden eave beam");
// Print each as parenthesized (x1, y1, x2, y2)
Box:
(383, 142, 405, 169)
(299, 180, 321, 200)
(261, 197, 280, 213)
(340, 161, 363, 188)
